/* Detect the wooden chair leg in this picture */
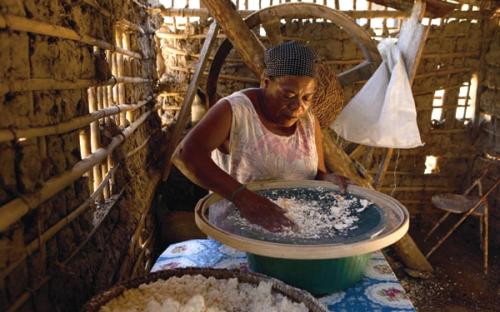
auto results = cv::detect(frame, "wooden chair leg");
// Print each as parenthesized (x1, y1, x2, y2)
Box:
(479, 214, 484, 251)
(424, 211, 451, 242)
(483, 203, 489, 274)
(426, 181, 499, 260)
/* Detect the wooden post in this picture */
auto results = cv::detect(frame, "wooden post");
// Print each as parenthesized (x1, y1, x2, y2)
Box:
(201, 0, 266, 78)
(122, 31, 134, 122)
(111, 52, 120, 126)
(97, 86, 110, 199)
(115, 28, 127, 125)
(380, 0, 433, 272)
(162, 22, 220, 181)
(88, 87, 103, 198)
(374, 0, 429, 190)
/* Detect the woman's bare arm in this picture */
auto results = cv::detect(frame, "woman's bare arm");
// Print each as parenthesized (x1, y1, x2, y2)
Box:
(172, 99, 294, 231)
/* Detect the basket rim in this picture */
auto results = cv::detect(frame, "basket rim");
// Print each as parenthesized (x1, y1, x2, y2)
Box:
(82, 267, 328, 312)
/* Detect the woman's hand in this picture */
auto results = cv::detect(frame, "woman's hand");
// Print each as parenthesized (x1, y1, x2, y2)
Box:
(233, 189, 295, 232)
(319, 173, 352, 193)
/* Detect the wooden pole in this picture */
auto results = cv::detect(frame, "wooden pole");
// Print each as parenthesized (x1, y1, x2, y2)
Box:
(0, 76, 150, 94)
(0, 99, 150, 142)
(97, 86, 110, 199)
(322, 130, 373, 188)
(162, 22, 220, 181)
(0, 111, 152, 232)
(0, 14, 142, 59)
(379, 0, 434, 272)
(122, 31, 135, 122)
(88, 87, 103, 195)
(201, 0, 265, 78)
(79, 126, 95, 196)
(116, 29, 128, 125)
(111, 53, 120, 126)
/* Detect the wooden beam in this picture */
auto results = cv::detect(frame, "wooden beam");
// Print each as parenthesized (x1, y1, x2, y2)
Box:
(367, 0, 457, 18)
(374, 0, 433, 272)
(201, 0, 265, 78)
(322, 130, 373, 188)
(162, 22, 220, 181)
(154, 7, 481, 19)
(262, 16, 283, 45)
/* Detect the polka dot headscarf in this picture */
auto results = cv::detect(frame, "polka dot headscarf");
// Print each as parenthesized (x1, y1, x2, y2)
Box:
(264, 41, 316, 78)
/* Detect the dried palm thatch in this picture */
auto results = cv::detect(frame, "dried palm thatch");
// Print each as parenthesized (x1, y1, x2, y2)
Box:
(311, 62, 345, 128)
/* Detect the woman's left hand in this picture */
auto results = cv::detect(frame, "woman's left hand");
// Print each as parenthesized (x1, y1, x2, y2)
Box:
(318, 173, 351, 193)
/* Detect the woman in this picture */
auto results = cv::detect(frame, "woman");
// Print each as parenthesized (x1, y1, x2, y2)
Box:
(173, 41, 346, 232)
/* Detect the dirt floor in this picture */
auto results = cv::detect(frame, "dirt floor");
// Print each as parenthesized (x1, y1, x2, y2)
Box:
(388, 217, 500, 311)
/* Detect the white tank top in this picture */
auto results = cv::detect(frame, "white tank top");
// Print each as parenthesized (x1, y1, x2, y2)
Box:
(211, 90, 318, 183)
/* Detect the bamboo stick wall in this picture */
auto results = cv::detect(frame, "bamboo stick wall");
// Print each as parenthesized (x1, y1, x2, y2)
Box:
(154, 0, 498, 242)
(0, 1, 161, 311)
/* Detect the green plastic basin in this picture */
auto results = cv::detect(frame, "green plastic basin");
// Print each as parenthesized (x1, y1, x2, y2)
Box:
(247, 252, 370, 295)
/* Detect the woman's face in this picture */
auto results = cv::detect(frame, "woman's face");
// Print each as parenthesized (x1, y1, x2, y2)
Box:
(263, 75, 317, 127)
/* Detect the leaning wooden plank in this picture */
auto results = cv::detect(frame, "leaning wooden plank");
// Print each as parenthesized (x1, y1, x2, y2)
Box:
(374, 0, 429, 191)
(324, 130, 432, 272)
(322, 129, 373, 188)
(373, 0, 433, 272)
(202, 0, 265, 77)
(161, 22, 220, 181)
(0, 111, 152, 232)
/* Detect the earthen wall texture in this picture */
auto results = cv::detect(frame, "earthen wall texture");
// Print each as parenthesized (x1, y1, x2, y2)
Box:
(0, 1, 161, 310)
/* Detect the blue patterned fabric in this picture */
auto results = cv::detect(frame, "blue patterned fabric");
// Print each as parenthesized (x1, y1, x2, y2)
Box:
(151, 239, 416, 312)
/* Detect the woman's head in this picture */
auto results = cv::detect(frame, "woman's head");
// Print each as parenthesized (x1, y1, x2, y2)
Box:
(262, 41, 317, 127)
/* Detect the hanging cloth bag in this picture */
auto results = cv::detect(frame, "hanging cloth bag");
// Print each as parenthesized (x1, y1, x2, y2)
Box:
(331, 38, 423, 148)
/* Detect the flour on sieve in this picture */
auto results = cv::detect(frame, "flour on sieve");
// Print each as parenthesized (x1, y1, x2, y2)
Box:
(228, 193, 373, 240)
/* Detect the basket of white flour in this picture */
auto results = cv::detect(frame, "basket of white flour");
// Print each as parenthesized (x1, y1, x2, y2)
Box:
(82, 267, 327, 312)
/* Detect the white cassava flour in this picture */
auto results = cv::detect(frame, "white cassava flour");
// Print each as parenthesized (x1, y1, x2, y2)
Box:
(227, 193, 373, 239)
(99, 274, 308, 312)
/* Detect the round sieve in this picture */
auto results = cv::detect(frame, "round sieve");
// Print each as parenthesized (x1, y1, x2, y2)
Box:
(195, 180, 409, 259)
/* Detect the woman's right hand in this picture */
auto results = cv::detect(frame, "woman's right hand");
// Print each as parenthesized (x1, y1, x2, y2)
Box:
(233, 189, 295, 232)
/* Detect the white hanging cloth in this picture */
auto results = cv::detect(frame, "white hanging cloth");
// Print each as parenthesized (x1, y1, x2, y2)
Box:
(330, 38, 423, 148)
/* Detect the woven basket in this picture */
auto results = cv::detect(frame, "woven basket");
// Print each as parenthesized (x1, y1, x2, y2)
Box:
(82, 267, 328, 312)
(311, 62, 345, 128)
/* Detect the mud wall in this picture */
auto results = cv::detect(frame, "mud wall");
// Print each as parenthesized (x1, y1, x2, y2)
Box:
(0, 1, 161, 311)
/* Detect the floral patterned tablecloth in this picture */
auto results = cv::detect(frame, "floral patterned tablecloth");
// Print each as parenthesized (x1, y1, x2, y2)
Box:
(151, 239, 416, 312)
